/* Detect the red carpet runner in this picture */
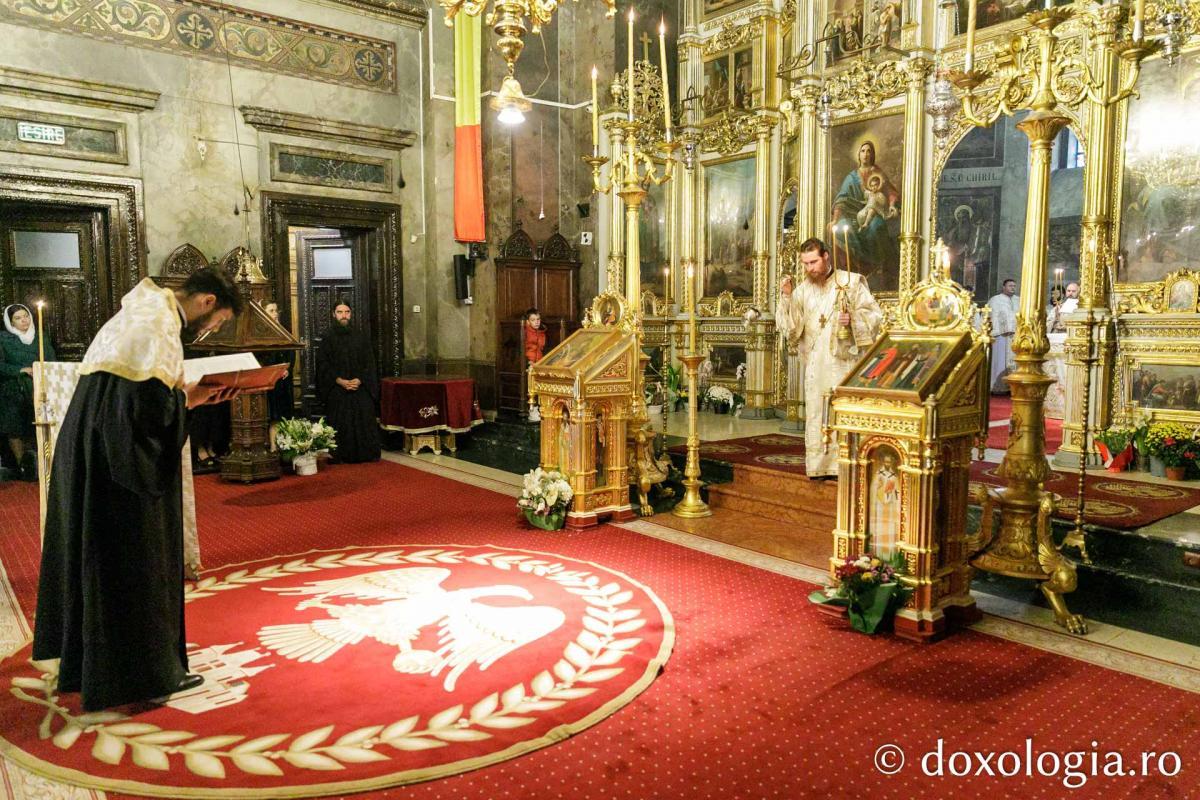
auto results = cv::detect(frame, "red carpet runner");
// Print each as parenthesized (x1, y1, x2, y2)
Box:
(969, 461, 1200, 529)
(2, 463, 1198, 798)
(667, 434, 807, 474)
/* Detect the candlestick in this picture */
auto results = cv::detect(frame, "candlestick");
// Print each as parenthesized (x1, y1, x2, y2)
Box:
(941, 244, 952, 279)
(1133, 0, 1144, 41)
(965, 0, 977, 73)
(686, 264, 696, 353)
(591, 66, 600, 156)
(35, 300, 45, 365)
(658, 18, 672, 139)
(830, 223, 839, 270)
(627, 9, 635, 123)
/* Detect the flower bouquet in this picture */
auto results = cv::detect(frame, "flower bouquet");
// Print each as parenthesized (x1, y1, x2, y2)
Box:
(705, 385, 735, 414)
(809, 553, 912, 634)
(517, 467, 574, 530)
(276, 417, 337, 475)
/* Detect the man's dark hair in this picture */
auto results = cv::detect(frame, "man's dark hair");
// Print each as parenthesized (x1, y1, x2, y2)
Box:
(1003, 279, 1016, 287)
(525, 307, 540, 319)
(182, 267, 243, 315)
(333, 300, 353, 314)
(799, 237, 828, 256)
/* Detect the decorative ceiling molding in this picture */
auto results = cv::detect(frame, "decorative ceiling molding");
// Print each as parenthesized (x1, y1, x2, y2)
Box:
(240, 106, 417, 151)
(0, 0, 397, 93)
(315, 0, 427, 25)
(0, 67, 159, 113)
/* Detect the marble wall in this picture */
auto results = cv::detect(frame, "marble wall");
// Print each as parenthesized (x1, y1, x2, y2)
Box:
(0, 0, 431, 357)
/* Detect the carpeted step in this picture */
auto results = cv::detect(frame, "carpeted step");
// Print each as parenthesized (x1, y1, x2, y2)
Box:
(707, 463, 837, 529)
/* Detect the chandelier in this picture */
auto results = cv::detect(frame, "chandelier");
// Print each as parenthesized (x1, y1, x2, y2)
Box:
(442, 0, 618, 123)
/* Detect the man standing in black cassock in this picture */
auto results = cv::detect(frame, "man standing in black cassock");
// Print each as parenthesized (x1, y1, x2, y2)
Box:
(33, 268, 242, 710)
(316, 301, 380, 463)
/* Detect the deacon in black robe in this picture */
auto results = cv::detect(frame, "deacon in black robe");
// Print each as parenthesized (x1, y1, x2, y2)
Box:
(316, 301, 380, 463)
(32, 270, 241, 710)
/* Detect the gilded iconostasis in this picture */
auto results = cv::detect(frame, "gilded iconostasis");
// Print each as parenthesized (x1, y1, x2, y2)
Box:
(590, 0, 1200, 438)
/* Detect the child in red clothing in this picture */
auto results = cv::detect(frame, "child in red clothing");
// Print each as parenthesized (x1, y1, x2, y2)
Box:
(524, 308, 546, 364)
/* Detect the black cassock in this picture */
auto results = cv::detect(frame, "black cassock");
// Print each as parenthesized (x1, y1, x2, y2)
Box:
(316, 325, 380, 463)
(33, 373, 189, 710)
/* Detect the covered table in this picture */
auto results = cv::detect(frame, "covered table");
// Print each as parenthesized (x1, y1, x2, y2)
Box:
(380, 377, 484, 455)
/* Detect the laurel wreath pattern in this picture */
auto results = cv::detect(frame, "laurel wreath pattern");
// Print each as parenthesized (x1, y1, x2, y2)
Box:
(11, 549, 648, 779)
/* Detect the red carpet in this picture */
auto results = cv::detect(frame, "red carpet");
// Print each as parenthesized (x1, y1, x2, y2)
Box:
(668, 434, 807, 475)
(2, 463, 1199, 798)
(987, 417, 1064, 451)
(969, 462, 1200, 529)
(0, 544, 671, 797)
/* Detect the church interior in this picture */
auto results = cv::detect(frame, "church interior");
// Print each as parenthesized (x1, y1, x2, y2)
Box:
(1, 0, 1200, 796)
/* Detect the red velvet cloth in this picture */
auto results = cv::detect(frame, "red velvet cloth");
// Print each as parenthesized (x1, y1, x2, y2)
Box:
(379, 378, 482, 433)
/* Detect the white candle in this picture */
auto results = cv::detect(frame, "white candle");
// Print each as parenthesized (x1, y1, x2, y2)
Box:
(965, 0, 977, 73)
(841, 225, 852, 274)
(686, 264, 696, 352)
(591, 66, 600, 156)
(1133, 0, 1145, 40)
(658, 18, 672, 139)
(35, 300, 45, 365)
(627, 9, 635, 123)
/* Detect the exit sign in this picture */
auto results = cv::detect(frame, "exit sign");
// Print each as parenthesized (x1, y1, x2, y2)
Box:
(17, 122, 65, 145)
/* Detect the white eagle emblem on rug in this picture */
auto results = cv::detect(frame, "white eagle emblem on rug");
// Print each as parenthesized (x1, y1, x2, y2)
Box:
(256, 568, 566, 691)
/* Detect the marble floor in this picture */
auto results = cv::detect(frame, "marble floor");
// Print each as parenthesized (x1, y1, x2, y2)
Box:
(388, 450, 1200, 691)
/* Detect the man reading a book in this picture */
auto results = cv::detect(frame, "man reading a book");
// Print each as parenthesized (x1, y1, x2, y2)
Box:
(33, 268, 243, 710)
(317, 301, 381, 463)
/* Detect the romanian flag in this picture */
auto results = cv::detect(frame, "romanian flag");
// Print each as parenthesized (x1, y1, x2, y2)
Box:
(454, 14, 486, 242)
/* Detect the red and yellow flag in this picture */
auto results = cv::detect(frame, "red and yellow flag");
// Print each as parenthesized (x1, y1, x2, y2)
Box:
(454, 14, 485, 242)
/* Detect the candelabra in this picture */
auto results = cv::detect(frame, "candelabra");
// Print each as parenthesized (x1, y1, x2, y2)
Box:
(1062, 308, 1096, 564)
(935, 4, 1156, 635)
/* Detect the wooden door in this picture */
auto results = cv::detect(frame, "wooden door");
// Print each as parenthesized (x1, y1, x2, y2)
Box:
(0, 204, 109, 361)
(295, 229, 372, 413)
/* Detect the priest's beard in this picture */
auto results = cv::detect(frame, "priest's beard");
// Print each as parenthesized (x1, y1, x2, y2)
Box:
(183, 309, 220, 339)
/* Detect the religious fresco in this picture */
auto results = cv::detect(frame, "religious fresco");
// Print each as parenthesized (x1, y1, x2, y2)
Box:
(951, 0, 1071, 36)
(867, 445, 902, 560)
(1119, 53, 1200, 284)
(822, 0, 902, 63)
(732, 48, 754, 111)
(827, 111, 904, 293)
(702, 55, 731, 118)
(1131, 365, 1200, 412)
(708, 345, 746, 378)
(945, 125, 1005, 170)
(704, 155, 756, 298)
(844, 336, 957, 393)
(936, 187, 1000, 298)
(639, 178, 670, 298)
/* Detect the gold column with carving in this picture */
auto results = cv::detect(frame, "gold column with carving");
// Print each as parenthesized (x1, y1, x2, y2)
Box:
(898, 56, 931, 295)
(743, 115, 777, 417)
(1056, 5, 1123, 468)
(605, 111, 627, 295)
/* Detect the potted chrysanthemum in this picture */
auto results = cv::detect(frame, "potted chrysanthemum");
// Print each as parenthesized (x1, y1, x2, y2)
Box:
(276, 417, 337, 475)
(517, 467, 573, 530)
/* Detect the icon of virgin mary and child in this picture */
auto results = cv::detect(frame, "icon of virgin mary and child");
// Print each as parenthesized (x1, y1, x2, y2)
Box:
(830, 140, 901, 291)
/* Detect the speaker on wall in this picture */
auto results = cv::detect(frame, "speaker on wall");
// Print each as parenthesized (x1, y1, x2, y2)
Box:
(454, 254, 475, 303)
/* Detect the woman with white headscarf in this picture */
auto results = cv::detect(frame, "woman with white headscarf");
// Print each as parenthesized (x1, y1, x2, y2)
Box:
(0, 303, 55, 480)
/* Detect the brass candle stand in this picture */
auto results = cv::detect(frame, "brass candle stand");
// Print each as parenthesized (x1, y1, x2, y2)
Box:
(673, 351, 711, 518)
(947, 5, 1155, 635)
(1062, 308, 1095, 564)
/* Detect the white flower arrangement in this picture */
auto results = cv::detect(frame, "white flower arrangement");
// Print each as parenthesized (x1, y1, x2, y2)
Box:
(276, 417, 337, 461)
(706, 385, 735, 405)
(735, 362, 747, 381)
(517, 467, 574, 518)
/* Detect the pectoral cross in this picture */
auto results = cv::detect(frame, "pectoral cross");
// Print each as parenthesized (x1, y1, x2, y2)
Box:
(639, 31, 653, 61)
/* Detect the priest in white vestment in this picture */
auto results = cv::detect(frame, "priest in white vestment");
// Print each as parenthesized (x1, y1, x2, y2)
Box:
(1047, 281, 1079, 333)
(776, 237, 883, 478)
(987, 279, 1019, 394)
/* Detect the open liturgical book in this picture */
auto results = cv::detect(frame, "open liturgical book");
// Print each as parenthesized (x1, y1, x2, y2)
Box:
(182, 353, 288, 391)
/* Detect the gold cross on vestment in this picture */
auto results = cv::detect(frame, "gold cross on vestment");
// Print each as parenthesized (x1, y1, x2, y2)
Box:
(639, 31, 653, 61)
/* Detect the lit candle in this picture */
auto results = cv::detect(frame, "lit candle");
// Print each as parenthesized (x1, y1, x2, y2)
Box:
(1133, 0, 1144, 41)
(35, 300, 45, 365)
(831, 224, 839, 270)
(965, 0, 977, 73)
(658, 18, 672, 140)
(627, 8, 635, 123)
(591, 66, 600, 157)
(1044, 0, 1051, 9)
(841, 224, 852, 274)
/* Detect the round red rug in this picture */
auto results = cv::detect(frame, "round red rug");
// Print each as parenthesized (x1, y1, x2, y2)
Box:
(0, 544, 673, 798)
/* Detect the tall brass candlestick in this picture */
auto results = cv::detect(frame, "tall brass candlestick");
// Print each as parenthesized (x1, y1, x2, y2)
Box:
(35, 300, 45, 366)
